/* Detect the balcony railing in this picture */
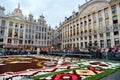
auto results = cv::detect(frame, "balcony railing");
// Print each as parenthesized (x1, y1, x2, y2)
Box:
(114, 35, 119, 38)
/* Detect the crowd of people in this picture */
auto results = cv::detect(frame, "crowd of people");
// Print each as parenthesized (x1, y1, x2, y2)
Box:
(50, 46, 120, 60)
(0, 46, 120, 60)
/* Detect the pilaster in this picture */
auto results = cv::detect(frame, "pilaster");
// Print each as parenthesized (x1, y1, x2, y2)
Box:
(102, 9, 106, 27)
(108, 5, 113, 27)
(110, 32, 115, 47)
(95, 12, 99, 29)
(116, 3, 120, 25)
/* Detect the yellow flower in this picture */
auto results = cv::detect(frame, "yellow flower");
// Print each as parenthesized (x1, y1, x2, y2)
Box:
(76, 70, 96, 76)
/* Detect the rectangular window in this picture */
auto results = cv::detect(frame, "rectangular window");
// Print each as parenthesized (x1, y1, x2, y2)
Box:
(100, 40, 104, 48)
(107, 39, 111, 47)
(8, 28, 12, 37)
(20, 30, 23, 38)
(98, 11, 103, 22)
(0, 28, 5, 36)
(106, 32, 110, 37)
(19, 40, 23, 44)
(36, 26, 38, 31)
(26, 29, 28, 33)
(29, 29, 31, 33)
(9, 21, 13, 27)
(25, 40, 27, 44)
(105, 8, 109, 16)
(100, 34, 103, 37)
(32, 30, 34, 34)
(105, 19, 109, 27)
(1, 20, 6, 26)
(7, 39, 12, 43)
(98, 10, 102, 18)
(14, 29, 18, 37)
(0, 38, 3, 42)
(32, 35, 34, 39)
(112, 5, 117, 14)
(81, 42, 83, 48)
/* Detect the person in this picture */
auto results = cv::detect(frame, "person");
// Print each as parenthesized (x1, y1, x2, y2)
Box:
(27, 49, 31, 56)
(104, 47, 109, 59)
(76, 48, 81, 54)
(37, 48, 40, 55)
(2, 48, 5, 55)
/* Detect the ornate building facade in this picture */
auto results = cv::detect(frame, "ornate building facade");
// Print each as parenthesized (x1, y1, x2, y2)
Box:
(60, 0, 120, 49)
(0, 4, 53, 50)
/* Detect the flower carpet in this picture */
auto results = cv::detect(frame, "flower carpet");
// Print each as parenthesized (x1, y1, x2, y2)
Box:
(0, 55, 120, 80)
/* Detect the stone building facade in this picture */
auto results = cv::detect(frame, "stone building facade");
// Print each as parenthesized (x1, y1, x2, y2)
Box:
(0, 4, 53, 50)
(60, 0, 120, 49)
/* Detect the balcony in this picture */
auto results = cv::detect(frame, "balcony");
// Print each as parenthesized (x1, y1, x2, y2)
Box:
(13, 36, 19, 40)
(100, 37, 104, 40)
(114, 35, 119, 38)
(88, 32, 92, 36)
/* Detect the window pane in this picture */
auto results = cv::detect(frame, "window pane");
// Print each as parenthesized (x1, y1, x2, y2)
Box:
(1, 20, 6, 26)
(9, 21, 13, 27)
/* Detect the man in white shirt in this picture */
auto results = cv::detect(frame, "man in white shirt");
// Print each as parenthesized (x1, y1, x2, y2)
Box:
(37, 48, 40, 55)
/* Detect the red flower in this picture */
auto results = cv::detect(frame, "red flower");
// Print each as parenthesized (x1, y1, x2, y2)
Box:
(88, 66, 105, 74)
(89, 62, 101, 65)
(52, 73, 81, 80)
(88, 66, 95, 71)
(99, 64, 108, 67)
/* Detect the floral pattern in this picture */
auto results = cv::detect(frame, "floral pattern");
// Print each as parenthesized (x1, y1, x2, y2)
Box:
(52, 73, 81, 80)
(0, 56, 120, 80)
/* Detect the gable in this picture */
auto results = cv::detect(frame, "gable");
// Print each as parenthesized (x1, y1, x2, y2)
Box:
(79, 0, 110, 17)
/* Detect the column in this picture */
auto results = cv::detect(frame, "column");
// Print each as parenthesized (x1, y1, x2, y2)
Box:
(110, 32, 115, 47)
(117, 2, 120, 45)
(91, 13, 94, 30)
(108, 5, 113, 27)
(103, 33, 107, 48)
(97, 34, 100, 47)
(116, 3, 120, 26)
(95, 12, 99, 29)
(102, 9, 106, 27)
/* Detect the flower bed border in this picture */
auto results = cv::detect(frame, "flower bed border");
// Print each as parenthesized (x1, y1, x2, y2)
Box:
(31, 65, 120, 80)
(84, 67, 120, 80)
(31, 67, 81, 80)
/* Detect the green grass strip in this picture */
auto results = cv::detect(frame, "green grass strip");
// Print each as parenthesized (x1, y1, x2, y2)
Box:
(31, 63, 88, 80)
(84, 67, 120, 80)
(31, 67, 80, 80)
